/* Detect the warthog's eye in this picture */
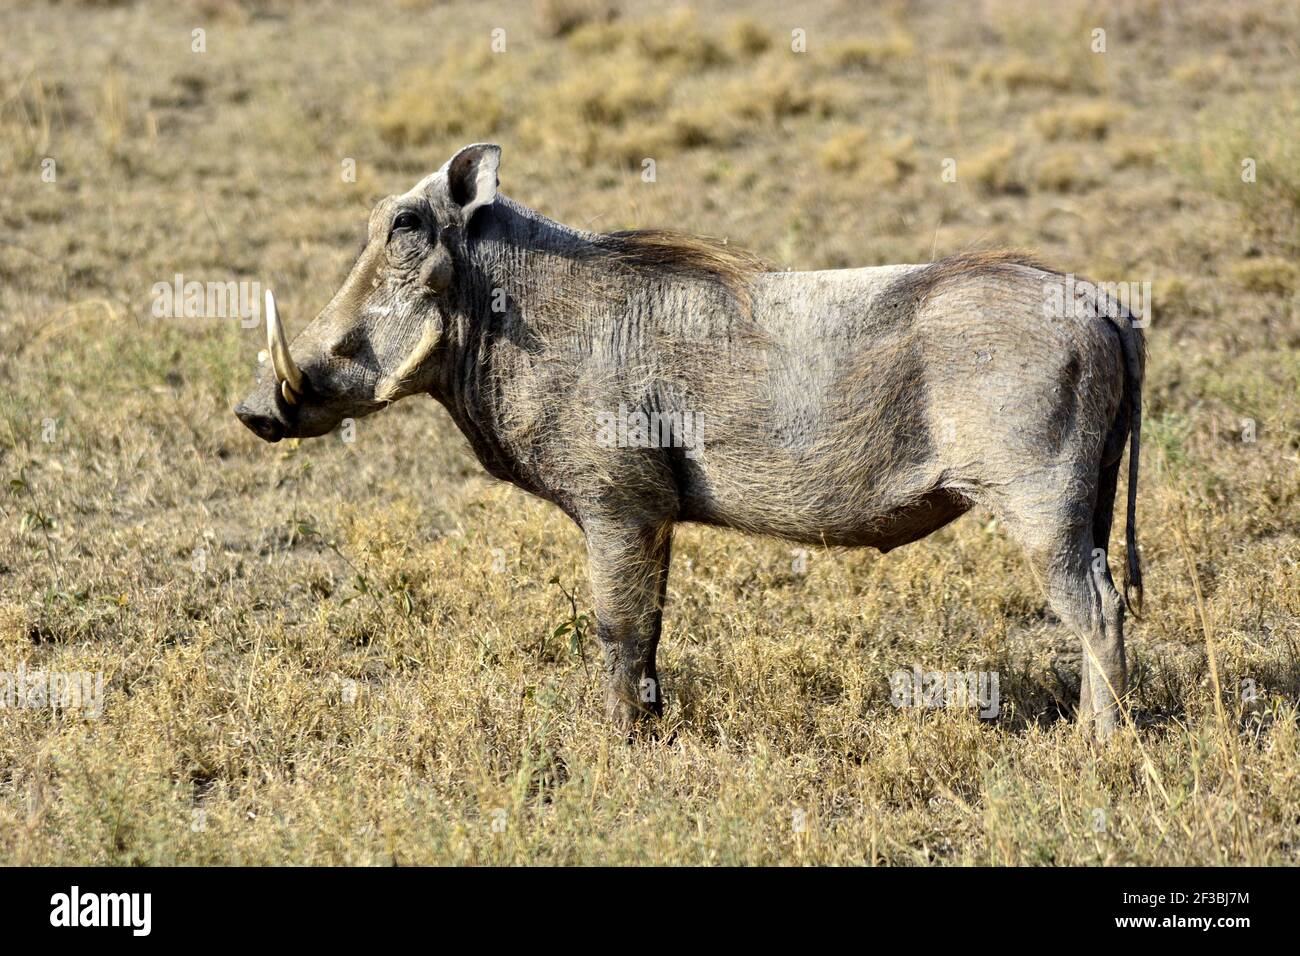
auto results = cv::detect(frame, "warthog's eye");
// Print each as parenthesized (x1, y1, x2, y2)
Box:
(391, 211, 422, 235)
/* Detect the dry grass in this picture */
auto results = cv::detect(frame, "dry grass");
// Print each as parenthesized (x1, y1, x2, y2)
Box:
(818, 130, 916, 186)
(1179, 97, 1300, 256)
(0, 0, 1298, 865)
(964, 137, 1029, 196)
(1033, 101, 1119, 141)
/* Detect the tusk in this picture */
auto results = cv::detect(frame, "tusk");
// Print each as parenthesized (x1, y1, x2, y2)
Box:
(265, 289, 304, 398)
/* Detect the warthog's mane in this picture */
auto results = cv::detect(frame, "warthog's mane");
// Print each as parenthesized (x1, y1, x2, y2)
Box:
(468, 197, 768, 324)
(593, 229, 769, 308)
(886, 249, 1051, 307)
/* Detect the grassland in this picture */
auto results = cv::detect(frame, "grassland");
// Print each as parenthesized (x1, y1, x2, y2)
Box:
(0, 0, 1297, 865)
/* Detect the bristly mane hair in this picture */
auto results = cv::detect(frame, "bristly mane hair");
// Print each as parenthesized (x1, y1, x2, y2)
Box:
(594, 229, 769, 308)
(888, 249, 1051, 307)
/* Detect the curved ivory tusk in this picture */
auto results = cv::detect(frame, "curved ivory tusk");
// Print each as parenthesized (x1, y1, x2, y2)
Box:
(265, 289, 304, 399)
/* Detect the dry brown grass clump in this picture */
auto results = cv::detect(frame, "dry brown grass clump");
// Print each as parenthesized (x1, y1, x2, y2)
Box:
(1033, 101, 1118, 141)
(826, 32, 916, 72)
(818, 130, 916, 186)
(973, 55, 1093, 95)
(374, 51, 507, 148)
(534, 0, 618, 38)
(1229, 258, 1298, 297)
(1034, 149, 1099, 192)
(964, 137, 1030, 195)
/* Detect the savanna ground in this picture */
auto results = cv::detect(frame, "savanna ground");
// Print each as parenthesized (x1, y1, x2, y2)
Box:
(0, 0, 1298, 865)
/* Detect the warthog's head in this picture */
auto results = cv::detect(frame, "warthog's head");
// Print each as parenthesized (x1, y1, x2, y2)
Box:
(234, 143, 501, 442)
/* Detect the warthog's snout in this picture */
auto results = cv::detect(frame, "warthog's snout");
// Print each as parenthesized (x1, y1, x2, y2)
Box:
(233, 387, 346, 443)
(233, 400, 286, 442)
(234, 289, 356, 442)
(234, 289, 302, 443)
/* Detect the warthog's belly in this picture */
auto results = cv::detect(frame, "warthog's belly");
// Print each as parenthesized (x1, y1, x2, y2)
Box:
(680, 486, 971, 552)
(835, 488, 972, 552)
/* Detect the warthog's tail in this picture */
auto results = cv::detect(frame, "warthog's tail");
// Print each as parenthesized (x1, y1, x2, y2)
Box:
(1110, 307, 1145, 616)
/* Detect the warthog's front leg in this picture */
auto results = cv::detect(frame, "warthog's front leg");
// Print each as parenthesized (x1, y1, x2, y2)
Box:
(584, 518, 673, 733)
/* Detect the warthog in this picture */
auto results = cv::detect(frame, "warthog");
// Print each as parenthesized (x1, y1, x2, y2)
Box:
(235, 143, 1144, 739)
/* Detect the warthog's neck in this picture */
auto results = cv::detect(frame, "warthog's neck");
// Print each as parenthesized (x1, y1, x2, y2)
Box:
(429, 198, 617, 506)
(429, 196, 750, 513)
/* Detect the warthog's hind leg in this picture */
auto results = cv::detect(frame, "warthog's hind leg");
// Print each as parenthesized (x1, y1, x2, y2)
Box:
(1086, 563, 1128, 739)
(583, 517, 674, 734)
(994, 490, 1128, 741)
(1042, 530, 1127, 741)
(1081, 458, 1128, 738)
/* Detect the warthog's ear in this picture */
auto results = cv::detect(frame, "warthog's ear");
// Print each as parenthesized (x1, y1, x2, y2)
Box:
(443, 143, 500, 224)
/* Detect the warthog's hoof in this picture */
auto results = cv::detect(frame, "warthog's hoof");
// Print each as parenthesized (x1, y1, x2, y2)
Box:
(1077, 705, 1122, 743)
(605, 690, 662, 740)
